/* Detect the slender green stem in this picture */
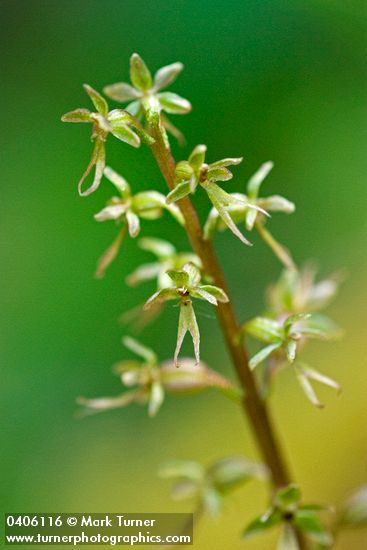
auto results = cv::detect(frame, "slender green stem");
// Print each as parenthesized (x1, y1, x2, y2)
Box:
(147, 117, 308, 549)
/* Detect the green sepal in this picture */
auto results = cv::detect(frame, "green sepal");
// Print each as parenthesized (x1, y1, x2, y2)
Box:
(130, 53, 152, 91)
(157, 92, 192, 114)
(83, 83, 108, 116)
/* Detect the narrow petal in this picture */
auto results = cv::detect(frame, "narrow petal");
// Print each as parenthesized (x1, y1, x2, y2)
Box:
(126, 262, 162, 287)
(247, 161, 274, 199)
(157, 92, 192, 114)
(83, 83, 108, 116)
(130, 53, 153, 91)
(95, 226, 126, 278)
(138, 237, 176, 259)
(204, 182, 252, 245)
(198, 285, 229, 303)
(61, 108, 92, 123)
(188, 144, 207, 171)
(295, 365, 324, 408)
(166, 181, 192, 204)
(103, 82, 141, 102)
(154, 62, 184, 91)
(209, 157, 243, 169)
(256, 222, 296, 271)
(249, 343, 282, 370)
(122, 335, 157, 364)
(191, 288, 218, 305)
(76, 390, 140, 416)
(94, 203, 127, 221)
(103, 166, 131, 197)
(110, 123, 141, 148)
(148, 381, 165, 417)
(161, 113, 186, 145)
(126, 210, 141, 237)
(203, 208, 220, 240)
(78, 139, 105, 197)
(258, 195, 295, 214)
(144, 288, 178, 310)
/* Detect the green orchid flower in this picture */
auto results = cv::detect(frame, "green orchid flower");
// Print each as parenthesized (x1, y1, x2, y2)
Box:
(204, 161, 296, 268)
(77, 337, 238, 418)
(242, 312, 341, 407)
(165, 144, 266, 245)
(94, 167, 184, 278)
(104, 53, 191, 144)
(61, 84, 142, 196)
(144, 262, 229, 366)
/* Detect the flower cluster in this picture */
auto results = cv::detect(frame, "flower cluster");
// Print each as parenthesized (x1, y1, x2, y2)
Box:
(104, 53, 191, 143)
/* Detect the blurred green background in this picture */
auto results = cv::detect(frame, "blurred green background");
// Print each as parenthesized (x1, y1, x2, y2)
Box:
(1, 0, 366, 548)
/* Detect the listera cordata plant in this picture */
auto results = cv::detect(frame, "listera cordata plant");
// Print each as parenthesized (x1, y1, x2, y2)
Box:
(62, 53, 357, 549)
